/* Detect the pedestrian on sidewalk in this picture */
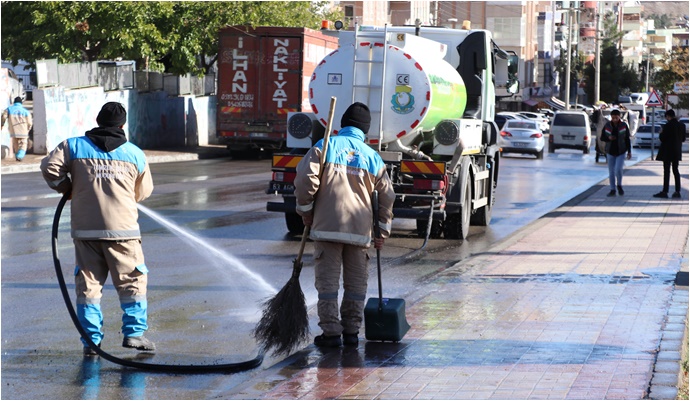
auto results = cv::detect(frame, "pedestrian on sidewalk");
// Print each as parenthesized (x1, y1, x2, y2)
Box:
(40, 102, 156, 356)
(294, 102, 395, 348)
(600, 109, 632, 196)
(1, 97, 32, 161)
(653, 109, 686, 199)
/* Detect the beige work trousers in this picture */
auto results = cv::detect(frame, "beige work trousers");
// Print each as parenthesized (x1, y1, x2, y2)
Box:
(313, 241, 370, 336)
(12, 137, 27, 152)
(73, 239, 148, 304)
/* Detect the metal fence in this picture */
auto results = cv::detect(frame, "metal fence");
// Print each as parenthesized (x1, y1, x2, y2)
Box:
(34, 58, 215, 96)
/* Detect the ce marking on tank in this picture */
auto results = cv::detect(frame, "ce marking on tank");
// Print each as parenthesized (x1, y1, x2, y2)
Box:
(396, 75, 410, 85)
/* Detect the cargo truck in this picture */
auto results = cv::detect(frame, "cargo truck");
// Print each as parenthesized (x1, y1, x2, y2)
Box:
(216, 26, 339, 156)
(266, 24, 519, 240)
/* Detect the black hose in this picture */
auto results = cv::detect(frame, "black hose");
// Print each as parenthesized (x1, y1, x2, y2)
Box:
(52, 192, 264, 372)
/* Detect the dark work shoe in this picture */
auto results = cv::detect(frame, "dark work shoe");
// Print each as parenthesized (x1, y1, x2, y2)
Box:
(653, 191, 669, 199)
(672, 192, 681, 198)
(83, 345, 99, 356)
(607, 190, 616, 197)
(123, 335, 156, 352)
(343, 332, 359, 346)
(314, 334, 342, 348)
(617, 186, 624, 195)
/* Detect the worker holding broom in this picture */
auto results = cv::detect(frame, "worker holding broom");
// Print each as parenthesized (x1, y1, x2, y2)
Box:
(41, 102, 155, 356)
(294, 102, 395, 347)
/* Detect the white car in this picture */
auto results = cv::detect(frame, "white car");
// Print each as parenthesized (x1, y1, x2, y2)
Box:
(633, 123, 664, 148)
(495, 112, 527, 129)
(498, 119, 545, 159)
(569, 103, 594, 114)
(517, 111, 550, 132)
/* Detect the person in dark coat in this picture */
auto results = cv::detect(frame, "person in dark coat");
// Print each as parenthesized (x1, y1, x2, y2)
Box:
(653, 109, 686, 199)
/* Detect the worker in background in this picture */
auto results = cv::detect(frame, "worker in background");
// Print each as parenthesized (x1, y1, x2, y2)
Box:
(1, 97, 32, 161)
(294, 102, 395, 348)
(40, 102, 155, 356)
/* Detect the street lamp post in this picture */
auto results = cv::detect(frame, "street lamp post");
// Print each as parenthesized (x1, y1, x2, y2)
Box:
(561, 3, 580, 111)
(645, 55, 650, 92)
(594, 2, 602, 104)
(564, 9, 572, 110)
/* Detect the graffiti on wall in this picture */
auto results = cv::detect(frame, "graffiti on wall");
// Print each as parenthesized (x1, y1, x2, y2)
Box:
(33, 86, 216, 154)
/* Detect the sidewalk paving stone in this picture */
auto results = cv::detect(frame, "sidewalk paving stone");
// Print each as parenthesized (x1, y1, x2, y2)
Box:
(231, 160, 688, 400)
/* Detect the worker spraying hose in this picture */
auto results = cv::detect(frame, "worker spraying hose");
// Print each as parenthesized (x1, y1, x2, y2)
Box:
(41, 102, 156, 356)
(46, 102, 264, 372)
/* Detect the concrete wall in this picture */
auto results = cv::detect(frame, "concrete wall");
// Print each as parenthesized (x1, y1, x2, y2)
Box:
(29, 86, 217, 155)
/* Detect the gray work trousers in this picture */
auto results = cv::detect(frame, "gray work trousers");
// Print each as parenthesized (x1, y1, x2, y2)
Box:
(313, 241, 370, 336)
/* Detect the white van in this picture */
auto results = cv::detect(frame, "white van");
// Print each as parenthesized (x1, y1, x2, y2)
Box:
(629, 92, 649, 105)
(548, 110, 592, 154)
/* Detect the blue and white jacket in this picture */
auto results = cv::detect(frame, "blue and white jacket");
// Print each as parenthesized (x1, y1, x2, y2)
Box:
(41, 133, 153, 240)
(294, 126, 395, 247)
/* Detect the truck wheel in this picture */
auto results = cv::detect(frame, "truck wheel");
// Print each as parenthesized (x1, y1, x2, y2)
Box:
(443, 178, 471, 240)
(416, 219, 443, 239)
(285, 213, 305, 235)
(583, 146, 590, 154)
(548, 143, 556, 153)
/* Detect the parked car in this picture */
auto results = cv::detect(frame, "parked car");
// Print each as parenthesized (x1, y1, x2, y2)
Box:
(538, 108, 555, 119)
(633, 123, 664, 148)
(549, 110, 592, 154)
(517, 111, 550, 132)
(498, 119, 545, 159)
(495, 112, 526, 129)
(569, 103, 593, 114)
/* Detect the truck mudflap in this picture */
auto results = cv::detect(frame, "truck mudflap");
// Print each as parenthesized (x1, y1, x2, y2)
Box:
(266, 153, 304, 212)
(267, 198, 296, 213)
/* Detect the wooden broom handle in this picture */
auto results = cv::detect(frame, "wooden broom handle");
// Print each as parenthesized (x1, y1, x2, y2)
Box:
(295, 96, 337, 264)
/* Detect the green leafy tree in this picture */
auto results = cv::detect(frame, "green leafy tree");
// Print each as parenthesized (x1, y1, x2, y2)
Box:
(1, 1, 343, 75)
(654, 47, 689, 110)
(1, 2, 173, 70)
(643, 13, 674, 29)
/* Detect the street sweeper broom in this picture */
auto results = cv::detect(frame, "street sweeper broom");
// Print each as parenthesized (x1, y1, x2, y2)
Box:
(253, 96, 337, 356)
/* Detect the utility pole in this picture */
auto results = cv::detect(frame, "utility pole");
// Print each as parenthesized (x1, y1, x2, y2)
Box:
(564, 5, 572, 110)
(645, 55, 650, 92)
(594, 2, 601, 104)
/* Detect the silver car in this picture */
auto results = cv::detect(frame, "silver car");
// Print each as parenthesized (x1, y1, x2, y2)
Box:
(498, 119, 545, 159)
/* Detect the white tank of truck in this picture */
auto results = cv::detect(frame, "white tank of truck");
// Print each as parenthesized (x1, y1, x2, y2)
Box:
(308, 33, 467, 147)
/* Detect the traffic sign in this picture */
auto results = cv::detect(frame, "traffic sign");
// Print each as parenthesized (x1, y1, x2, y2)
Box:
(646, 90, 663, 107)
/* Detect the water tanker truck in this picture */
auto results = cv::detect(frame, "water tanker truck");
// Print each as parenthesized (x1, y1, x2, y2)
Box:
(266, 24, 519, 240)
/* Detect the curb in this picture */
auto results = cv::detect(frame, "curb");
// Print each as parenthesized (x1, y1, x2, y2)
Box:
(1, 148, 229, 175)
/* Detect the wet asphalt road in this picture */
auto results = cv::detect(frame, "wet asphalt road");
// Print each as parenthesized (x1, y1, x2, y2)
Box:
(1, 148, 647, 399)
